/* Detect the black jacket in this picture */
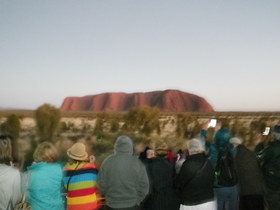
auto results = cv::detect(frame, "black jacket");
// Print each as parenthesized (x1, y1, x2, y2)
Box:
(262, 140, 280, 190)
(235, 145, 265, 196)
(142, 157, 179, 210)
(175, 153, 215, 205)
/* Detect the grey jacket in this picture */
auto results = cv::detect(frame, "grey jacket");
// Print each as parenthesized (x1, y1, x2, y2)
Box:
(0, 164, 21, 210)
(97, 136, 149, 208)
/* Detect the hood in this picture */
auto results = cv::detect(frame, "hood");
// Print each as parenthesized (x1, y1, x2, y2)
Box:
(114, 136, 133, 155)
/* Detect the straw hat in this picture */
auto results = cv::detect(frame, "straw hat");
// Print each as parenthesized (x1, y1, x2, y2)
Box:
(67, 142, 88, 161)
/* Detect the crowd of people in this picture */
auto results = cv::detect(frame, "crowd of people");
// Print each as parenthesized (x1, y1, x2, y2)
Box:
(1, 122, 280, 210)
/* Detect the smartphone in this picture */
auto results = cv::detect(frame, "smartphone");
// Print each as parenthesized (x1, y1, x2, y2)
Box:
(262, 127, 270, 135)
(208, 119, 217, 128)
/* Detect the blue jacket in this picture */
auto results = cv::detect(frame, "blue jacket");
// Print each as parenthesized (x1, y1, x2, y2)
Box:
(214, 128, 232, 148)
(24, 162, 65, 210)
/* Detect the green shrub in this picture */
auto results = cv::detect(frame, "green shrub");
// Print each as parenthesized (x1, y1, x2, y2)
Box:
(123, 106, 161, 136)
(0, 114, 21, 139)
(92, 140, 114, 165)
(35, 104, 61, 142)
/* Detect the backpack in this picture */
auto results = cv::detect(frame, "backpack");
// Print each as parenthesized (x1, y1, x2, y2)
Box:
(215, 147, 237, 187)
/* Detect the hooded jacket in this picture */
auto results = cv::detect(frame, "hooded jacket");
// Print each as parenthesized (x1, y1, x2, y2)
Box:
(97, 136, 149, 208)
(0, 164, 21, 210)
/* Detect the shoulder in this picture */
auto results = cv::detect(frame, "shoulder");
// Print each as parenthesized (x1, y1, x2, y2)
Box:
(0, 164, 20, 177)
(29, 162, 63, 178)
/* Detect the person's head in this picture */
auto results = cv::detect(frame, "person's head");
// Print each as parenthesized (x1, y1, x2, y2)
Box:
(0, 135, 13, 165)
(146, 148, 155, 159)
(272, 125, 280, 141)
(114, 136, 134, 155)
(187, 138, 205, 155)
(33, 142, 59, 163)
(155, 140, 168, 157)
(67, 142, 89, 162)
(215, 127, 231, 147)
(229, 137, 242, 147)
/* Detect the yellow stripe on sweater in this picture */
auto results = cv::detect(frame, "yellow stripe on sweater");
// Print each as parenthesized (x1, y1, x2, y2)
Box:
(65, 181, 96, 191)
(68, 194, 97, 205)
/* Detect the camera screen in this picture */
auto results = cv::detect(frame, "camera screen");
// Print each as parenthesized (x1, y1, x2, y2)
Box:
(262, 127, 270, 135)
(208, 119, 217, 128)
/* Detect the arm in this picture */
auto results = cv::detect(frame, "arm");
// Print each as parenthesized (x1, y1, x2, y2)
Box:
(97, 162, 107, 195)
(137, 162, 149, 204)
(175, 161, 193, 192)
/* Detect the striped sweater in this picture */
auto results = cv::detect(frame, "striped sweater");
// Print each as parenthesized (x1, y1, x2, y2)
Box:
(64, 162, 101, 210)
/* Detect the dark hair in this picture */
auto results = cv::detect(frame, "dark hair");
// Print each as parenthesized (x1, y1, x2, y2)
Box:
(0, 135, 13, 165)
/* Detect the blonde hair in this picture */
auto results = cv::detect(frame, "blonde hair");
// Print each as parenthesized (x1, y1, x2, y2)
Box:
(33, 142, 58, 163)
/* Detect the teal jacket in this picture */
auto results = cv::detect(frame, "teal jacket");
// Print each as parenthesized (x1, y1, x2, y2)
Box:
(24, 162, 65, 210)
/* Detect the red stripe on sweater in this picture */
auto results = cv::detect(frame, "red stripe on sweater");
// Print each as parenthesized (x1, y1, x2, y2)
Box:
(67, 187, 98, 198)
(64, 163, 98, 171)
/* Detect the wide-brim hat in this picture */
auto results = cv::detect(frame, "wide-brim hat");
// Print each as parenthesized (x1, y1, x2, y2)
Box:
(67, 142, 88, 161)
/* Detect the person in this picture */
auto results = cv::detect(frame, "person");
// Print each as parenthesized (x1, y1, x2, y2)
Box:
(255, 131, 273, 161)
(97, 135, 149, 210)
(167, 149, 175, 164)
(139, 146, 151, 162)
(214, 121, 232, 148)
(175, 138, 216, 210)
(0, 135, 21, 210)
(175, 149, 187, 174)
(261, 125, 280, 210)
(213, 123, 238, 210)
(4, 134, 21, 168)
(23, 142, 64, 210)
(142, 140, 179, 210)
(141, 147, 156, 166)
(64, 142, 101, 210)
(230, 137, 265, 210)
(214, 149, 238, 210)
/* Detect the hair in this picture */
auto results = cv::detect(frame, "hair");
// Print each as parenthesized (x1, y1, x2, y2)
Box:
(0, 135, 13, 165)
(33, 142, 59, 163)
(187, 138, 205, 155)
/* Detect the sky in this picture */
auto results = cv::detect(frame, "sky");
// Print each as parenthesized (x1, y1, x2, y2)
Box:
(1, 0, 280, 111)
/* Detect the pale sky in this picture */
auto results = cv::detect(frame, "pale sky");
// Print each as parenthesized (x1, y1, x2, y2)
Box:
(1, 0, 280, 111)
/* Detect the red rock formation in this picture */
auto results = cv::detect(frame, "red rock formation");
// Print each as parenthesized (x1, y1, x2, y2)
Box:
(61, 90, 214, 112)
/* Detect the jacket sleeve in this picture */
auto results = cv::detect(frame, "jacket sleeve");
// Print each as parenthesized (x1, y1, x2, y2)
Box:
(97, 162, 107, 195)
(175, 161, 193, 192)
(136, 161, 149, 204)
